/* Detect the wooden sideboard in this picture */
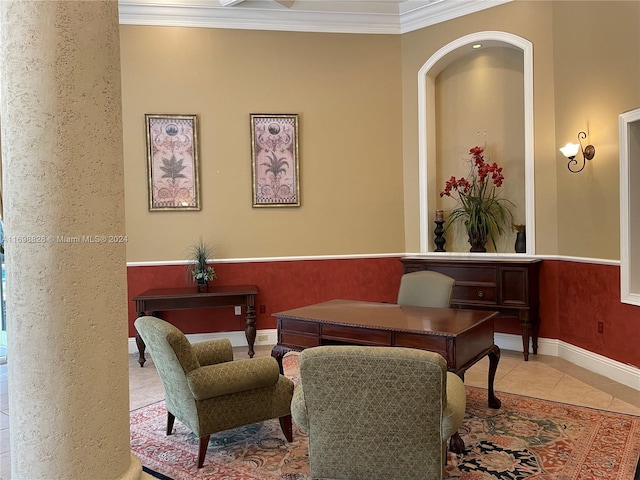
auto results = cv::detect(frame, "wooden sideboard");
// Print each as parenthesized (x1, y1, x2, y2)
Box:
(401, 257, 541, 361)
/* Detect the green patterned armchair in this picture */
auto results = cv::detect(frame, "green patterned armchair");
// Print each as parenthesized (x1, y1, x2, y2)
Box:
(291, 345, 466, 480)
(134, 316, 294, 468)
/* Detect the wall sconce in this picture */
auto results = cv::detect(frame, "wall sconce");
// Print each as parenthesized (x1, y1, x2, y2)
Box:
(559, 131, 595, 173)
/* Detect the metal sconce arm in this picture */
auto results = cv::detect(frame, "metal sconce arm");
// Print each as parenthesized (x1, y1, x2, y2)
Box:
(563, 131, 596, 173)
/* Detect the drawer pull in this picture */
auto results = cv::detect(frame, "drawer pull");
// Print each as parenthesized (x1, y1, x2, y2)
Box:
(477, 290, 484, 298)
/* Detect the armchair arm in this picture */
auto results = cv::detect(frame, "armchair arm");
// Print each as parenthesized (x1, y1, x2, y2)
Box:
(192, 338, 233, 366)
(441, 372, 466, 440)
(187, 356, 280, 400)
(290, 384, 309, 433)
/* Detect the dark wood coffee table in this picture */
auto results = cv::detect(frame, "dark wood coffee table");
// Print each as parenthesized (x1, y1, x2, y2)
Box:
(271, 299, 501, 453)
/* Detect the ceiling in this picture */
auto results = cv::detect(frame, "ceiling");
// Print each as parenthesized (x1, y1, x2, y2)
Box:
(118, 0, 512, 34)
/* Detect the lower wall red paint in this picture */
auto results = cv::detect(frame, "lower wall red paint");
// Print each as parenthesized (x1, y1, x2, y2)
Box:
(554, 260, 639, 368)
(127, 257, 404, 336)
(127, 257, 640, 369)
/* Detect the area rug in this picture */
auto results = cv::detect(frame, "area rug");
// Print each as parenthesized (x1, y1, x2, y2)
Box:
(131, 354, 640, 480)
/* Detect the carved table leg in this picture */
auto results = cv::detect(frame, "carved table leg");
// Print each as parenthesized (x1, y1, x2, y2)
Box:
(531, 316, 540, 355)
(135, 332, 146, 367)
(245, 295, 256, 358)
(488, 344, 501, 409)
(135, 311, 157, 367)
(449, 432, 465, 454)
(520, 311, 531, 361)
(271, 344, 292, 375)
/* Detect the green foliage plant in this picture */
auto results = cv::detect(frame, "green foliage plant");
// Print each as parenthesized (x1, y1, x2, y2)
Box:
(440, 146, 514, 252)
(188, 238, 216, 283)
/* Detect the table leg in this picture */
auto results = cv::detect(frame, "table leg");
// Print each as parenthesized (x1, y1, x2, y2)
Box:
(449, 432, 465, 454)
(488, 344, 501, 409)
(271, 344, 292, 374)
(135, 332, 146, 367)
(531, 317, 540, 355)
(245, 295, 256, 358)
(520, 311, 531, 361)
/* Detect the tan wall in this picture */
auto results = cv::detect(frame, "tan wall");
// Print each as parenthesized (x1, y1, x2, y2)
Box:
(401, 1, 559, 255)
(120, 27, 404, 262)
(552, 1, 640, 259)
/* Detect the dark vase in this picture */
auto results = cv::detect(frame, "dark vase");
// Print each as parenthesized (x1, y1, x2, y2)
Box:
(196, 278, 208, 293)
(467, 223, 488, 253)
(515, 230, 526, 253)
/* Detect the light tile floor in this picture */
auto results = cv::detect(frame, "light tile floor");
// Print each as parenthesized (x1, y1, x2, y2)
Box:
(1, 347, 639, 479)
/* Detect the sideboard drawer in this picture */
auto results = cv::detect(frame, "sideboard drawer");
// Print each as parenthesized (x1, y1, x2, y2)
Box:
(429, 265, 497, 283)
(453, 285, 498, 304)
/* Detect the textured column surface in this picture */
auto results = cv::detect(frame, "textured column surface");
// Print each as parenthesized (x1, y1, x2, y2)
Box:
(0, 1, 140, 479)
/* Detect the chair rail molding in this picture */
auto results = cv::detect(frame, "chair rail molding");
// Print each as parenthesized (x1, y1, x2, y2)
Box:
(619, 107, 640, 306)
(417, 31, 535, 254)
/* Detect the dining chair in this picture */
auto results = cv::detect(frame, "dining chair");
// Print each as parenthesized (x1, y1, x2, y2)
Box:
(397, 270, 455, 308)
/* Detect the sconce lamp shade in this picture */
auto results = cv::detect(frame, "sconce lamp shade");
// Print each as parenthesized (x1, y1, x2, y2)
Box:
(559, 143, 580, 159)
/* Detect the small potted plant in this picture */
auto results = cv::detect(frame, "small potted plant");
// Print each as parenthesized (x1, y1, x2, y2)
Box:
(188, 239, 216, 292)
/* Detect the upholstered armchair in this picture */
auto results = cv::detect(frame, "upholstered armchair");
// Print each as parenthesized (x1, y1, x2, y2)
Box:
(134, 316, 294, 468)
(397, 270, 456, 308)
(291, 345, 466, 480)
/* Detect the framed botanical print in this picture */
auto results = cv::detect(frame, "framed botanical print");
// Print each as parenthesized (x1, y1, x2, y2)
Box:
(250, 114, 300, 207)
(145, 114, 201, 211)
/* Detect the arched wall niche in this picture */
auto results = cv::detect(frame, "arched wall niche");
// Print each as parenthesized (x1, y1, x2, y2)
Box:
(417, 31, 535, 254)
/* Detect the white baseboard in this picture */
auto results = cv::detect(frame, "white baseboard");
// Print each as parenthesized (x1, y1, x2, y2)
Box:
(495, 333, 639, 392)
(129, 330, 639, 392)
(494, 332, 560, 357)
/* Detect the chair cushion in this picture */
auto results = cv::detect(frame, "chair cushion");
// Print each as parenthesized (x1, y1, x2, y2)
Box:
(187, 356, 280, 400)
(192, 338, 234, 366)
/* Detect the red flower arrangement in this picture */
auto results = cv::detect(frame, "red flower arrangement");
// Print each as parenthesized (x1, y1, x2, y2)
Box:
(440, 146, 513, 252)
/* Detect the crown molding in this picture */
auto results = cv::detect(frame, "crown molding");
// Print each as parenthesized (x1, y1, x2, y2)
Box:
(399, 0, 511, 33)
(118, 0, 513, 34)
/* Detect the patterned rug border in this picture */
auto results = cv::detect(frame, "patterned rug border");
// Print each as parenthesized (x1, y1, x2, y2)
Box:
(142, 465, 173, 480)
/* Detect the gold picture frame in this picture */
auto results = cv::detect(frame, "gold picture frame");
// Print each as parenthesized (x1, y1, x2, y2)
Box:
(145, 114, 201, 211)
(250, 114, 300, 207)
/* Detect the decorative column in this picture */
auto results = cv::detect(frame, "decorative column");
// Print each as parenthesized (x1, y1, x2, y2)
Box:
(0, 1, 141, 479)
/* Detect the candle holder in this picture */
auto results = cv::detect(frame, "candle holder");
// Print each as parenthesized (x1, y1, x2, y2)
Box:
(434, 220, 446, 252)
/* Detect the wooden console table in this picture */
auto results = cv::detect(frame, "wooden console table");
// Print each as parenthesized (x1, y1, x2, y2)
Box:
(133, 285, 258, 366)
(401, 257, 541, 360)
